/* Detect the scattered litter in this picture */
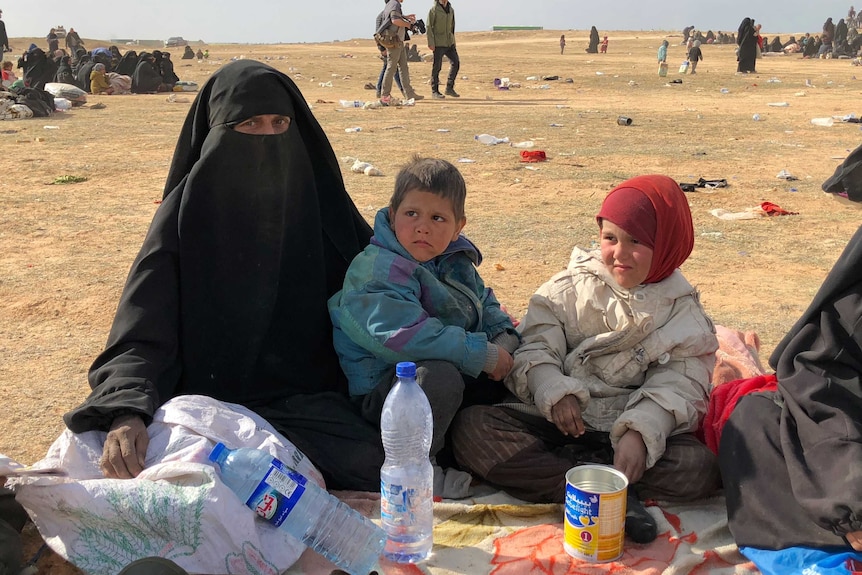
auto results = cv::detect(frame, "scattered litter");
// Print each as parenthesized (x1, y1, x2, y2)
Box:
(525, 75, 538, 80)
(555, 105, 570, 109)
(457, 158, 476, 163)
(549, 123, 564, 127)
(789, 187, 798, 192)
(520, 150, 547, 163)
(811, 117, 835, 127)
(90, 102, 106, 110)
(363, 166, 383, 176)
(537, 84, 551, 89)
(767, 77, 781, 83)
(318, 81, 333, 87)
(53, 98, 72, 111)
(720, 88, 730, 94)
(701, 232, 723, 238)
(805, 79, 814, 87)
(344, 127, 362, 133)
(595, 71, 605, 76)
(363, 100, 382, 109)
(166, 94, 189, 103)
(617, 116, 633, 126)
(383, 125, 405, 130)
(680, 178, 728, 192)
(494, 263, 506, 271)
(669, 79, 683, 84)
(363, 82, 375, 90)
(351, 160, 371, 172)
(767, 102, 789, 107)
(776, 170, 799, 181)
(542, 75, 559, 81)
(48, 175, 88, 185)
(752, 114, 761, 121)
(524, 166, 540, 171)
(794, 91, 806, 97)
(474, 134, 509, 145)
(43, 125, 60, 130)
(494, 77, 510, 89)
(710, 202, 798, 220)
(511, 141, 535, 148)
(339, 99, 363, 108)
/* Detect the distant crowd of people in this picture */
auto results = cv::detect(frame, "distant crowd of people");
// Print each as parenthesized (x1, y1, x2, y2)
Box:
(16, 29, 183, 95)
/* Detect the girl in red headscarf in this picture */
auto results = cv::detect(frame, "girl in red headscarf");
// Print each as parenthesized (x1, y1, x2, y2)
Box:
(451, 174, 720, 544)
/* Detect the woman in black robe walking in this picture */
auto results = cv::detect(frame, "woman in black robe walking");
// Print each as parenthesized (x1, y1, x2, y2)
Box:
(586, 25, 600, 53)
(737, 17, 757, 72)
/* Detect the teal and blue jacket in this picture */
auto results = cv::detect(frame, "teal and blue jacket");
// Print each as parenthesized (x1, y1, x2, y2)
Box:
(328, 208, 516, 397)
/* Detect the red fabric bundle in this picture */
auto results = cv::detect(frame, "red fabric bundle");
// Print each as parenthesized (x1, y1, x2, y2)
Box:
(520, 150, 546, 162)
(698, 373, 778, 454)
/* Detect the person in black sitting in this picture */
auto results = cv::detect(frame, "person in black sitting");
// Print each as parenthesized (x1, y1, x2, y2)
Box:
(131, 52, 166, 93)
(181, 45, 195, 59)
(160, 51, 179, 87)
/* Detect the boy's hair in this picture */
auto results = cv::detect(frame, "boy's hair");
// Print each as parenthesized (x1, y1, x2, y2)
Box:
(390, 155, 467, 221)
(1, 61, 11, 70)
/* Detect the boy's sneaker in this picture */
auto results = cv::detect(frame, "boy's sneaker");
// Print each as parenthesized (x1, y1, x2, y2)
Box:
(432, 91, 445, 99)
(445, 87, 460, 97)
(624, 493, 657, 544)
(409, 93, 425, 101)
(380, 95, 392, 106)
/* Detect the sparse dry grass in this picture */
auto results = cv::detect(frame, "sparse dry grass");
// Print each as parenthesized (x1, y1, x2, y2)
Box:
(1, 29, 861, 572)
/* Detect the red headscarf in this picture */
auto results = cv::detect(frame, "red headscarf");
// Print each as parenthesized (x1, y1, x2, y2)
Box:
(596, 174, 694, 284)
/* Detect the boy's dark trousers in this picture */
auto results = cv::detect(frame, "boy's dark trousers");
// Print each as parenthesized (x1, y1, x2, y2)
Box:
(0, 486, 29, 575)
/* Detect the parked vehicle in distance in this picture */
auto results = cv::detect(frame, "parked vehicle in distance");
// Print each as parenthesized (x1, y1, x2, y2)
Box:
(54, 26, 67, 39)
(164, 36, 188, 47)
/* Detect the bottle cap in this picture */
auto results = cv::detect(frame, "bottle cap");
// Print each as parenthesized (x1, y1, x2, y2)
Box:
(396, 361, 417, 378)
(208, 442, 227, 463)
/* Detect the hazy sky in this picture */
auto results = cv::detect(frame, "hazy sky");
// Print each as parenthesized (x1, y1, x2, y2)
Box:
(1, 0, 854, 45)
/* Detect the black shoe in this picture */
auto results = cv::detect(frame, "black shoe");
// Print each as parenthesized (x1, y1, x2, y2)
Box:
(432, 91, 445, 99)
(625, 493, 657, 544)
(445, 87, 460, 97)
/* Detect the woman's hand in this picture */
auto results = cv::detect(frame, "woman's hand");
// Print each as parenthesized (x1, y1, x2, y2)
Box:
(614, 429, 647, 484)
(847, 531, 862, 551)
(100, 414, 149, 479)
(551, 395, 585, 437)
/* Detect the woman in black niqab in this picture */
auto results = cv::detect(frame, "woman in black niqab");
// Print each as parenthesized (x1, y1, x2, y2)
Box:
(114, 49, 137, 76)
(63, 60, 383, 491)
(737, 17, 757, 72)
(587, 26, 600, 53)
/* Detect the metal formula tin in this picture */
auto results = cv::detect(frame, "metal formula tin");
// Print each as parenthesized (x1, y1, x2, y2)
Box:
(564, 464, 628, 562)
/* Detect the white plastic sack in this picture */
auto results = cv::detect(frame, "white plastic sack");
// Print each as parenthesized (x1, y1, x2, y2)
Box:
(44, 82, 87, 104)
(12, 395, 324, 575)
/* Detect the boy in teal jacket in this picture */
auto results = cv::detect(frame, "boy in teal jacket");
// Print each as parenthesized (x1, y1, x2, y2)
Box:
(328, 156, 519, 459)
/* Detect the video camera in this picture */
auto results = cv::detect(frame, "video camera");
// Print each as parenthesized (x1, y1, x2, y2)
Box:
(410, 18, 426, 34)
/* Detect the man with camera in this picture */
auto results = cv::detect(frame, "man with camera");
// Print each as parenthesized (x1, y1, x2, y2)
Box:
(428, 0, 459, 98)
(378, 0, 424, 104)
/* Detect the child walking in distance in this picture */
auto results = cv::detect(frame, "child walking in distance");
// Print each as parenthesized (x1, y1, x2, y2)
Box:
(451, 174, 720, 543)
(329, 156, 520, 473)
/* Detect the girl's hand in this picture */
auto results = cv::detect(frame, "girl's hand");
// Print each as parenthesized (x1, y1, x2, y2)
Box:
(614, 429, 647, 484)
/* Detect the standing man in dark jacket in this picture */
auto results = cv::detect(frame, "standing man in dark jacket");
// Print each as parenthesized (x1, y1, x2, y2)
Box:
(427, 0, 459, 98)
(0, 9, 10, 59)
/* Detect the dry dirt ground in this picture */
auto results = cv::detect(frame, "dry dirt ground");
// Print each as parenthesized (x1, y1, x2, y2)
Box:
(2, 29, 861, 573)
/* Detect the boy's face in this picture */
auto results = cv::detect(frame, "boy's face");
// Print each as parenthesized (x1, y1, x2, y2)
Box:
(599, 219, 654, 289)
(390, 189, 466, 262)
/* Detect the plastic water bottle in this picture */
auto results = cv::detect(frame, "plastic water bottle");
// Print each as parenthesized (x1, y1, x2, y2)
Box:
(340, 99, 363, 108)
(380, 362, 434, 563)
(344, 127, 362, 132)
(474, 133, 509, 145)
(511, 140, 535, 148)
(209, 443, 385, 575)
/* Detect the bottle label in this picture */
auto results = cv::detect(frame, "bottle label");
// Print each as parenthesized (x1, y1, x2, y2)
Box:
(380, 480, 421, 526)
(246, 459, 307, 528)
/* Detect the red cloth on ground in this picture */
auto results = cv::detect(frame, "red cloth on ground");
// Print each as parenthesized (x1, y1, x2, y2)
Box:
(761, 201, 799, 215)
(698, 373, 778, 454)
(519, 150, 546, 162)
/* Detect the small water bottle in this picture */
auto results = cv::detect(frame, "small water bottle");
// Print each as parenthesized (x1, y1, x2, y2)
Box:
(475, 133, 503, 145)
(345, 127, 362, 132)
(209, 443, 385, 575)
(340, 99, 363, 108)
(380, 362, 434, 563)
(511, 140, 535, 148)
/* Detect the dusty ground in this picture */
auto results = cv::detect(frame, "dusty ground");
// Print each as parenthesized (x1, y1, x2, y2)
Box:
(2, 29, 861, 572)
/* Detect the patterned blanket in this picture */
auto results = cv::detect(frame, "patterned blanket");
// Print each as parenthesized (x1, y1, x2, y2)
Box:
(286, 488, 759, 575)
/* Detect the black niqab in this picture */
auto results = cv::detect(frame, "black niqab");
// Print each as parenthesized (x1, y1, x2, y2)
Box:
(115, 50, 137, 76)
(64, 60, 372, 434)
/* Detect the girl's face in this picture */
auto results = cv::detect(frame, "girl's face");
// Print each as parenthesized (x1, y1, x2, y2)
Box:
(599, 220, 654, 289)
(232, 114, 291, 135)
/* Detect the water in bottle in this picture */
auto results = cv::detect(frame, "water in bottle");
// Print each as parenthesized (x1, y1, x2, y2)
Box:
(380, 362, 434, 563)
(209, 443, 385, 575)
